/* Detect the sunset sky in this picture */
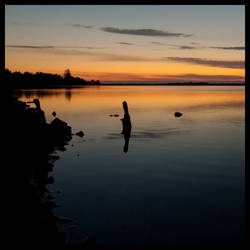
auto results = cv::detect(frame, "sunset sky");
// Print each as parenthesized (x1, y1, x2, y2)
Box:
(5, 5, 245, 82)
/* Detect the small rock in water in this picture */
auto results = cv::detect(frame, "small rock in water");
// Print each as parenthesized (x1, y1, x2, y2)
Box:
(114, 114, 119, 117)
(109, 114, 113, 117)
(174, 112, 183, 117)
(76, 131, 84, 137)
(52, 111, 56, 117)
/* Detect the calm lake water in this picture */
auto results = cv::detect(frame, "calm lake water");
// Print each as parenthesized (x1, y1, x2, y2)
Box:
(14, 86, 245, 245)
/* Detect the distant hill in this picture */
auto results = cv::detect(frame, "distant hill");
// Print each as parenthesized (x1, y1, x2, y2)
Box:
(5, 69, 101, 88)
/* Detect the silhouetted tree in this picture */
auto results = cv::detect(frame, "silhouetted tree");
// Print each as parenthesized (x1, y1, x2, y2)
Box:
(63, 69, 72, 80)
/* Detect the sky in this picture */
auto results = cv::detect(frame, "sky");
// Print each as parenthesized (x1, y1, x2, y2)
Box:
(5, 5, 245, 82)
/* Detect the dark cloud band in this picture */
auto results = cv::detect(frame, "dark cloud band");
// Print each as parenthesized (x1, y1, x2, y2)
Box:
(101, 27, 192, 37)
(70, 24, 93, 28)
(210, 46, 245, 50)
(165, 57, 245, 69)
(117, 42, 134, 45)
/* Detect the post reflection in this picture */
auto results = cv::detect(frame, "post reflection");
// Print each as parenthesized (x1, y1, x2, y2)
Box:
(121, 101, 132, 153)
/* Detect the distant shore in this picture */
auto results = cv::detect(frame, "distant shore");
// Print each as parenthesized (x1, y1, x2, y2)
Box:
(98, 83, 245, 86)
(6, 69, 245, 89)
(12, 83, 245, 89)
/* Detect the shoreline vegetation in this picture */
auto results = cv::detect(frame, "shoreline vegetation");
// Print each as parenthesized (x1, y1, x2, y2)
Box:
(5, 68, 101, 89)
(6, 69, 244, 88)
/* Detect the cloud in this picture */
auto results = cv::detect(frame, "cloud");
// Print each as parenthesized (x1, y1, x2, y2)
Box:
(152, 42, 197, 49)
(210, 46, 245, 50)
(70, 24, 93, 28)
(6, 44, 245, 68)
(117, 42, 134, 45)
(167, 44, 198, 49)
(161, 73, 245, 82)
(178, 45, 196, 49)
(97, 53, 153, 61)
(6, 44, 153, 61)
(58, 46, 102, 49)
(165, 57, 245, 69)
(151, 42, 167, 45)
(101, 27, 192, 37)
(6, 44, 104, 50)
(6, 45, 55, 49)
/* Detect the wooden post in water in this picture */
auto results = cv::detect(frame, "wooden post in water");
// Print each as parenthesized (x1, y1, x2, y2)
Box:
(121, 101, 132, 153)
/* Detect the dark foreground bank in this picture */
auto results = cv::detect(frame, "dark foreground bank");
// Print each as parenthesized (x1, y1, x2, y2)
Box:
(6, 97, 97, 249)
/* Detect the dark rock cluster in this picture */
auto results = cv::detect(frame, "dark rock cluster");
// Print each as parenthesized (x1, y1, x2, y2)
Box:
(7, 97, 73, 248)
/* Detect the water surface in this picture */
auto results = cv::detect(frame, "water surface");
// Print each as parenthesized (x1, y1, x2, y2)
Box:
(14, 86, 245, 245)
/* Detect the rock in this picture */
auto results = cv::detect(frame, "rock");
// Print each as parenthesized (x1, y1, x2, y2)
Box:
(75, 131, 84, 137)
(48, 154, 60, 162)
(81, 235, 96, 246)
(174, 112, 183, 117)
(49, 118, 72, 139)
(109, 114, 113, 117)
(55, 216, 73, 223)
(46, 194, 55, 200)
(50, 117, 68, 128)
(46, 162, 54, 172)
(47, 176, 54, 184)
(57, 146, 66, 151)
(44, 200, 56, 210)
(52, 111, 56, 117)
(66, 225, 77, 231)
(114, 114, 119, 117)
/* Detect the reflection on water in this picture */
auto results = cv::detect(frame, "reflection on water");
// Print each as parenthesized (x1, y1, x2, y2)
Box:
(14, 86, 245, 245)
(121, 101, 132, 153)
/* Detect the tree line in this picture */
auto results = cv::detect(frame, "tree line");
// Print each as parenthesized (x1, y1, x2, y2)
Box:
(5, 68, 100, 88)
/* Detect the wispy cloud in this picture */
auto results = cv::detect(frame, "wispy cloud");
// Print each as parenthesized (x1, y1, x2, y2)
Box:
(167, 44, 198, 49)
(165, 57, 245, 69)
(178, 45, 196, 49)
(69, 24, 93, 28)
(210, 46, 245, 50)
(6, 44, 104, 50)
(151, 41, 166, 45)
(161, 73, 245, 82)
(101, 27, 192, 37)
(152, 43, 198, 49)
(6, 44, 153, 61)
(97, 54, 153, 62)
(117, 42, 134, 45)
(6, 45, 55, 49)
(6, 44, 245, 68)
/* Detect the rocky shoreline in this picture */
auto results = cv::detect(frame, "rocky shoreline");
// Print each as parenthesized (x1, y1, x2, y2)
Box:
(7, 97, 88, 248)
